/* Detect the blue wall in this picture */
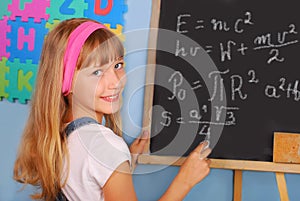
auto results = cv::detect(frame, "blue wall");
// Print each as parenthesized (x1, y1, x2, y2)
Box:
(1, 0, 299, 201)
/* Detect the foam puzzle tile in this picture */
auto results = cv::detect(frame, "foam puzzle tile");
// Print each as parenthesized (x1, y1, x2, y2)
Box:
(0, 58, 9, 99)
(8, 0, 50, 23)
(7, 17, 48, 64)
(6, 58, 37, 103)
(45, 19, 60, 32)
(84, 0, 127, 29)
(104, 23, 124, 41)
(0, 0, 12, 19)
(47, 0, 88, 23)
(19, 0, 32, 10)
(0, 16, 11, 59)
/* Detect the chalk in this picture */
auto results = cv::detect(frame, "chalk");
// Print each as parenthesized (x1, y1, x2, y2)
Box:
(199, 140, 211, 160)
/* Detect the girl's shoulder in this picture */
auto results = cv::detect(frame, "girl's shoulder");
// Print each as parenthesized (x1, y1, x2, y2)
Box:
(76, 122, 125, 148)
(65, 116, 124, 145)
(69, 120, 131, 165)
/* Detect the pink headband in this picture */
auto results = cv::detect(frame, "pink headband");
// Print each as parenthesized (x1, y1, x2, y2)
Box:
(62, 21, 107, 96)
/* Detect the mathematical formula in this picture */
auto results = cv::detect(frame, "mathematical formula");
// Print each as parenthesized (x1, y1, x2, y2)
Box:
(168, 70, 300, 102)
(175, 11, 299, 64)
(158, 10, 300, 136)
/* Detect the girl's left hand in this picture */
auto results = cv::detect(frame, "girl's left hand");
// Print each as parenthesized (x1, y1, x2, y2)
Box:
(129, 131, 149, 170)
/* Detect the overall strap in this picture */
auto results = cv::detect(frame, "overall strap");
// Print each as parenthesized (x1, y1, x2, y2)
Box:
(56, 192, 68, 201)
(57, 117, 99, 201)
(64, 117, 99, 137)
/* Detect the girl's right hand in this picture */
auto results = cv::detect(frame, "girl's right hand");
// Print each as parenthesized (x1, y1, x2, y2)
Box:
(158, 141, 211, 201)
(175, 141, 211, 190)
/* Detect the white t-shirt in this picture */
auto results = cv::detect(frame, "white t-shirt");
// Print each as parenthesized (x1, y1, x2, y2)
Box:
(62, 123, 131, 201)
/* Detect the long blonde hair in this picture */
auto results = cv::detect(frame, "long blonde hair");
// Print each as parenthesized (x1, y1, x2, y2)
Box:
(13, 18, 124, 200)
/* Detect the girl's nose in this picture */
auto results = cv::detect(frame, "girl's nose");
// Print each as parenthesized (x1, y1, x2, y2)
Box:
(106, 68, 122, 89)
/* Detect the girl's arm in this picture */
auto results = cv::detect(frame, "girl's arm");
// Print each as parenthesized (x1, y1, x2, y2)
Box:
(103, 132, 148, 200)
(159, 142, 211, 201)
(103, 161, 138, 201)
(103, 142, 211, 201)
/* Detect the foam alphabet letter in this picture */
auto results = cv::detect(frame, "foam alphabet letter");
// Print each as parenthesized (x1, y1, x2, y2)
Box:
(95, 0, 113, 15)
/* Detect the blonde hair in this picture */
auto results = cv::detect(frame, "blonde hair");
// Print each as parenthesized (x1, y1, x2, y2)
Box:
(13, 18, 124, 200)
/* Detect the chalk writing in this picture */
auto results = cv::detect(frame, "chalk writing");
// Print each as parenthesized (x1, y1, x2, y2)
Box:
(159, 106, 239, 128)
(164, 9, 300, 136)
(176, 11, 254, 34)
(265, 78, 300, 101)
(168, 71, 186, 101)
(175, 12, 298, 65)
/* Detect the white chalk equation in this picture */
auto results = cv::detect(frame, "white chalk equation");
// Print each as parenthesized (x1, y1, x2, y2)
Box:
(160, 69, 300, 136)
(175, 11, 299, 64)
(167, 69, 300, 102)
(159, 106, 239, 136)
(160, 106, 238, 127)
(176, 11, 254, 34)
(156, 10, 300, 137)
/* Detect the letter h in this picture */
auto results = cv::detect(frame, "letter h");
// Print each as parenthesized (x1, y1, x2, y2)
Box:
(18, 27, 35, 51)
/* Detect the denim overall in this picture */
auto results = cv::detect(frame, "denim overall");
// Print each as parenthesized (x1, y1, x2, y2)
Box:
(56, 117, 99, 201)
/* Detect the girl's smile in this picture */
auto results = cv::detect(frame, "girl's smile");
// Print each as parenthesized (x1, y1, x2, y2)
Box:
(100, 93, 120, 102)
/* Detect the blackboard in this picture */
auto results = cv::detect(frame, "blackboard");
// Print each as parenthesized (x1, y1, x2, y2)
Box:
(146, 0, 300, 162)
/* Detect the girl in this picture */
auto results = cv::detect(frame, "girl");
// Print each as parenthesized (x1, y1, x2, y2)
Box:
(13, 18, 211, 201)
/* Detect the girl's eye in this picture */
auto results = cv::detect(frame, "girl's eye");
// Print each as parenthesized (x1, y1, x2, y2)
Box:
(92, 70, 103, 76)
(114, 62, 124, 70)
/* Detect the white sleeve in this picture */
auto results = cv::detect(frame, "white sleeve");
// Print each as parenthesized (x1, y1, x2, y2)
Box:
(76, 124, 131, 187)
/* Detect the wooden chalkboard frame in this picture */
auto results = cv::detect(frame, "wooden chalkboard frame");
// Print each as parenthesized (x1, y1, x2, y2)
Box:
(138, 1, 300, 200)
(139, 0, 300, 173)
